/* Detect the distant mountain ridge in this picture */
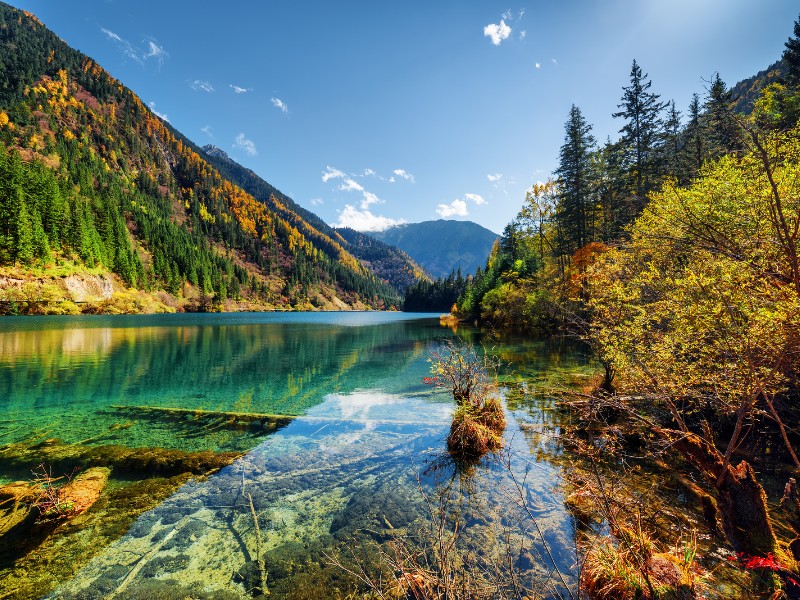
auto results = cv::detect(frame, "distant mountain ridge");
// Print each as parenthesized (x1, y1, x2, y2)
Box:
(371, 220, 499, 279)
(200, 145, 426, 294)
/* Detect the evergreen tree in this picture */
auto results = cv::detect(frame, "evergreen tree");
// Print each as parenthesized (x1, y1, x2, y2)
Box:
(554, 105, 597, 256)
(784, 13, 800, 86)
(613, 60, 666, 215)
(593, 139, 627, 240)
(704, 73, 741, 158)
(684, 93, 705, 178)
(662, 100, 683, 181)
(14, 190, 33, 264)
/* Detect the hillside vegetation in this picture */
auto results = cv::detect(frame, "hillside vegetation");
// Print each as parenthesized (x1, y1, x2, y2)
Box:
(0, 4, 399, 313)
(199, 144, 425, 295)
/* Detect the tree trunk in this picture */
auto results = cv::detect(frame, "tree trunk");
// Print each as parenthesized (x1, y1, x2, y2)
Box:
(657, 428, 777, 556)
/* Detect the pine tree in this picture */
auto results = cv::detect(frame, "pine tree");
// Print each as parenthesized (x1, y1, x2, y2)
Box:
(784, 13, 800, 86)
(613, 60, 666, 214)
(662, 100, 683, 181)
(705, 73, 741, 159)
(14, 190, 34, 264)
(554, 104, 597, 256)
(684, 93, 705, 178)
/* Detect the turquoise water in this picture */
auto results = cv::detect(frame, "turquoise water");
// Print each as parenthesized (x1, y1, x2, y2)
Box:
(0, 312, 594, 599)
(0, 312, 447, 453)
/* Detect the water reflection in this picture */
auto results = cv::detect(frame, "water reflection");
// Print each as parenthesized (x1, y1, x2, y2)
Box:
(0, 313, 447, 450)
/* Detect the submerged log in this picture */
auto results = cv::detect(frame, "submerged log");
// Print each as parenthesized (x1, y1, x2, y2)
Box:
(55, 467, 110, 517)
(0, 441, 244, 478)
(109, 405, 296, 431)
(658, 428, 777, 556)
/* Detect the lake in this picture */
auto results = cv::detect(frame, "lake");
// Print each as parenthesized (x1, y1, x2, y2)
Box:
(0, 312, 594, 599)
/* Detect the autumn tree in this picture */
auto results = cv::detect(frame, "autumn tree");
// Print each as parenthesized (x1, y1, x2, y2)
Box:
(586, 122, 800, 558)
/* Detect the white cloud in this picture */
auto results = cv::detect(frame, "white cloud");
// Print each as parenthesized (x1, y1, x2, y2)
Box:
(144, 39, 167, 65)
(229, 84, 250, 94)
(361, 168, 376, 177)
(310, 198, 324, 206)
(271, 97, 289, 114)
(436, 199, 468, 218)
(100, 28, 167, 66)
(487, 173, 503, 182)
(339, 178, 364, 192)
(233, 132, 257, 156)
(200, 125, 214, 138)
(535, 62, 541, 69)
(520, 30, 527, 40)
(388, 176, 396, 183)
(101, 28, 141, 63)
(392, 168, 415, 183)
(333, 205, 404, 232)
(483, 20, 511, 46)
(191, 80, 214, 93)
(552, 58, 558, 64)
(148, 101, 168, 122)
(360, 191, 382, 209)
(322, 166, 345, 182)
(464, 193, 487, 205)
(519, 9, 526, 19)
(100, 28, 123, 43)
(502, 9, 512, 20)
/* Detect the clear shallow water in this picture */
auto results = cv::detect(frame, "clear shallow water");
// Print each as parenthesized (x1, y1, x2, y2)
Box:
(0, 312, 594, 599)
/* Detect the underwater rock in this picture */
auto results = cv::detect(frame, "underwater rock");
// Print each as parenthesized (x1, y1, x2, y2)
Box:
(329, 485, 419, 541)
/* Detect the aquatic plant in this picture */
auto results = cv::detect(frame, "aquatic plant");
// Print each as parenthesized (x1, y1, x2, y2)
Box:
(427, 339, 507, 461)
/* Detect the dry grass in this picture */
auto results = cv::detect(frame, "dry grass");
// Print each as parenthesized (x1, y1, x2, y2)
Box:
(446, 397, 506, 461)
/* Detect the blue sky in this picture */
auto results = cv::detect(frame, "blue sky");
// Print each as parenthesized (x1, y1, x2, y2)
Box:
(7, 1, 799, 234)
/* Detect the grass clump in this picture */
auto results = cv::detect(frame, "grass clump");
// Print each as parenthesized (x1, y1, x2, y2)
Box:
(446, 401, 505, 459)
(428, 340, 507, 461)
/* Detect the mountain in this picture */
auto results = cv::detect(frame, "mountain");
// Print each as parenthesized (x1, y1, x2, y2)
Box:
(200, 145, 426, 294)
(0, 4, 398, 313)
(731, 60, 786, 114)
(332, 227, 426, 293)
(371, 220, 499, 279)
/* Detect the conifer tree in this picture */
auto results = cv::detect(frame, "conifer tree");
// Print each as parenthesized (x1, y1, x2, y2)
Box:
(662, 100, 683, 181)
(613, 60, 666, 214)
(554, 104, 596, 256)
(14, 190, 33, 264)
(704, 73, 741, 159)
(784, 13, 800, 86)
(684, 93, 705, 178)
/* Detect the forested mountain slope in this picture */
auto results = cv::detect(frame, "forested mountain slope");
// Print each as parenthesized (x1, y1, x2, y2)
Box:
(201, 145, 425, 294)
(0, 3, 397, 313)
